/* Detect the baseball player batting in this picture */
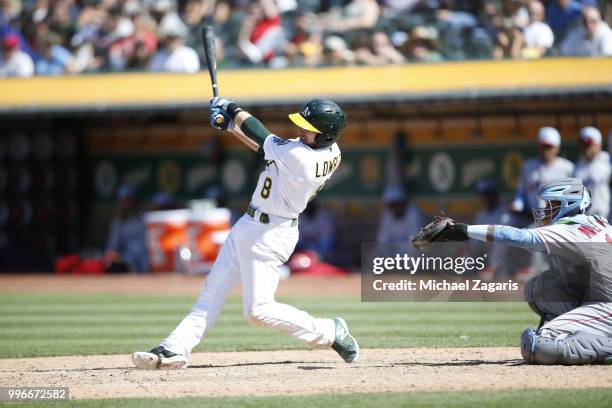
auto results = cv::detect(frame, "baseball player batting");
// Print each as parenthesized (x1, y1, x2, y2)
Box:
(413, 178, 611, 365)
(132, 98, 358, 369)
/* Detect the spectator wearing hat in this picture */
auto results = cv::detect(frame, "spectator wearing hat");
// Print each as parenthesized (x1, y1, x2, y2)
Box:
(573, 126, 611, 218)
(322, 35, 355, 65)
(377, 186, 425, 244)
(511, 127, 574, 215)
(0, 34, 34, 77)
(401, 25, 443, 62)
(560, 5, 612, 56)
(150, 0, 178, 24)
(149, 12, 200, 73)
(0, 0, 37, 65)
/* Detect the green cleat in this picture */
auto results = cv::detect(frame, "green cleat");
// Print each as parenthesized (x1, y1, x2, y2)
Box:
(331, 317, 360, 363)
(604, 356, 611, 365)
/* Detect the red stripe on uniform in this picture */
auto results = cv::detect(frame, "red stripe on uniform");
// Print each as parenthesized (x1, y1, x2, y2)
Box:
(548, 312, 612, 329)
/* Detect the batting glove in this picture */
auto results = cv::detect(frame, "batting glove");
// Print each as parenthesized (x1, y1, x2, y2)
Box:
(210, 97, 234, 111)
(210, 107, 233, 131)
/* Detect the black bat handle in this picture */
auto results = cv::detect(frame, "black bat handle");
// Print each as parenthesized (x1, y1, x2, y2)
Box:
(202, 26, 219, 98)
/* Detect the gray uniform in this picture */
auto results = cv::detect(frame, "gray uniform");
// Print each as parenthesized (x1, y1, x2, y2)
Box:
(521, 214, 612, 364)
(574, 151, 611, 218)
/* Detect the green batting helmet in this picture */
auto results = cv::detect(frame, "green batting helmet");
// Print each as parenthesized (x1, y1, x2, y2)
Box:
(288, 99, 348, 148)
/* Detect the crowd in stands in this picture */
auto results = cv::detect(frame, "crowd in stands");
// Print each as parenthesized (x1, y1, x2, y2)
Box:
(0, 0, 611, 77)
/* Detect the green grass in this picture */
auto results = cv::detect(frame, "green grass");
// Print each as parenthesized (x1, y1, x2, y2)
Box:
(0, 293, 535, 358)
(1, 389, 611, 408)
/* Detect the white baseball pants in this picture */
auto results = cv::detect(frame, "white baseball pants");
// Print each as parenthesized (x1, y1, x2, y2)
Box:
(160, 214, 336, 357)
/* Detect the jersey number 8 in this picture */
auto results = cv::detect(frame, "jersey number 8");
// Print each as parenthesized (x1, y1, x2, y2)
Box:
(261, 177, 272, 199)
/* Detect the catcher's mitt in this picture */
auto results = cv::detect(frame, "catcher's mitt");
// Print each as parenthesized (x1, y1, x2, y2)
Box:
(411, 215, 468, 251)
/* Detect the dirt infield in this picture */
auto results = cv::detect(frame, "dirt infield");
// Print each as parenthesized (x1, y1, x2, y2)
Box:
(2, 274, 610, 400)
(1, 348, 610, 400)
(0, 273, 361, 297)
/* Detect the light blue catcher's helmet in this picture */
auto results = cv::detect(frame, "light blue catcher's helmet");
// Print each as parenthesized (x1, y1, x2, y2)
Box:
(533, 178, 591, 226)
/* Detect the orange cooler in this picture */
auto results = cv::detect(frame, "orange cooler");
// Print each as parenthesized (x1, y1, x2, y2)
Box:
(145, 209, 190, 272)
(188, 208, 231, 264)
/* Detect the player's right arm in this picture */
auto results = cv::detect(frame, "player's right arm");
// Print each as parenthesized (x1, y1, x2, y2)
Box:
(210, 97, 271, 156)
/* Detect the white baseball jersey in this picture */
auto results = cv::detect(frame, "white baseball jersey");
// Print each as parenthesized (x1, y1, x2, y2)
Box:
(574, 151, 611, 218)
(515, 157, 574, 211)
(250, 135, 341, 219)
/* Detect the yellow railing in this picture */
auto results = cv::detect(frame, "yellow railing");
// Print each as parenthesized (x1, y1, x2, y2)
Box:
(0, 58, 610, 110)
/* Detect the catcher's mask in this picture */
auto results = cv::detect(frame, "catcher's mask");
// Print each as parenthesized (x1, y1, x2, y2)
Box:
(532, 178, 591, 226)
(288, 99, 347, 148)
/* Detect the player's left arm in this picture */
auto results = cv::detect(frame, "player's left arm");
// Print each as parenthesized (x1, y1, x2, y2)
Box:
(467, 224, 546, 252)
(413, 216, 547, 252)
(230, 111, 271, 155)
(210, 97, 271, 156)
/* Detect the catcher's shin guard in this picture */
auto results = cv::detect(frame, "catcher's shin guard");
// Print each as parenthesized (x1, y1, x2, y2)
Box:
(521, 328, 612, 365)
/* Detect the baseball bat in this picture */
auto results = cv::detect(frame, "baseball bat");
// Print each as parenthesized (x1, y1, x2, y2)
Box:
(202, 26, 224, 126)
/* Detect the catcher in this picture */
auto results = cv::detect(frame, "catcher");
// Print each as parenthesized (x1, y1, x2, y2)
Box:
(413, 178, 612, 365)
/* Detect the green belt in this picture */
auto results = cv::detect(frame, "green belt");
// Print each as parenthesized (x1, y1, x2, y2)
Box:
(246, 206, 298, 226)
